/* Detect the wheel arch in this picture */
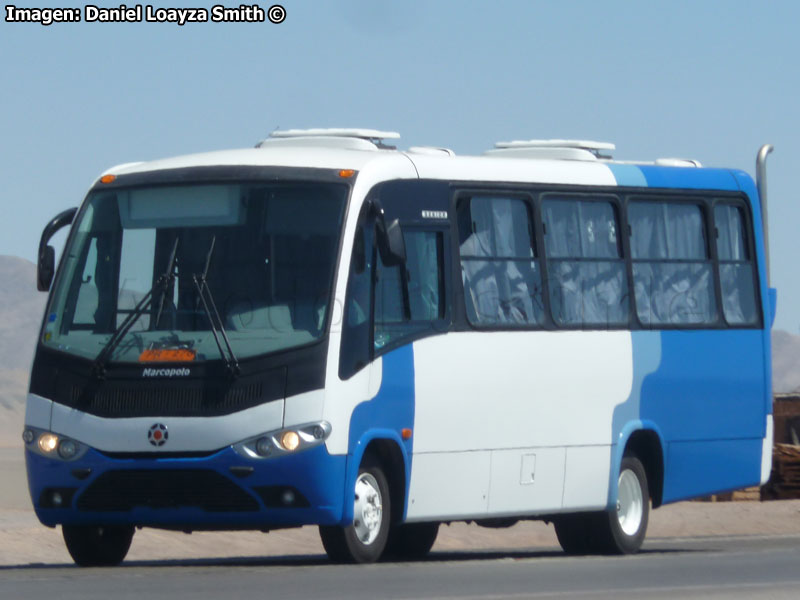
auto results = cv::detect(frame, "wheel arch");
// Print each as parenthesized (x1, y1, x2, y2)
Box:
(611, 421, 665, 509)
(342, 429, 410, 526)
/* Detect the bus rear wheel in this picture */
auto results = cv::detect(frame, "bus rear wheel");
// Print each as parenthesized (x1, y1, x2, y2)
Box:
(62, 524, 135, 567)
(595, 455, 650, 554)
(319, 460, 390, 563)
(554, 456, 649, 555)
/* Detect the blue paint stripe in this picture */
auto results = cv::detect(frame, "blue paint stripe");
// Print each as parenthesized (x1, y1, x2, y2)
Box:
(607, 164, 647, 187)
(637, 166, 739, 191)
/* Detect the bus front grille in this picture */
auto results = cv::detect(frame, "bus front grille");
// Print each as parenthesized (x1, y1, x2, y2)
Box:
(76, 469, 260, 512)
(52, 364, 286, 418)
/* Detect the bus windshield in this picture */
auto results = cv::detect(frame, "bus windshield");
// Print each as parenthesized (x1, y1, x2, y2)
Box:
(42, 181, 347, 364)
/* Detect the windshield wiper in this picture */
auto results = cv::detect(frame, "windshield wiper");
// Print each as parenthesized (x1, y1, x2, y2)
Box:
(92, 237, 179, 378)
(192, 236, 240, 378)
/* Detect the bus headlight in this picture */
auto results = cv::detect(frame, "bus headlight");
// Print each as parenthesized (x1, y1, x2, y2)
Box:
(24, 427, 88, 461)
(38, 433, 59, 454)
(280, 431, 300, 452)
(233, 422, 331, 460)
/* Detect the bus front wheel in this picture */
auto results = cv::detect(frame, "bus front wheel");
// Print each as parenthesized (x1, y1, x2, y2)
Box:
(319, 459, 391, 563)
(384, 522, 439, 560)
(62, 524, 134, 567)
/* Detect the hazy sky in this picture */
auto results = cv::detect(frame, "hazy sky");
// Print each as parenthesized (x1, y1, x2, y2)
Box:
(2, 1, 799, 331)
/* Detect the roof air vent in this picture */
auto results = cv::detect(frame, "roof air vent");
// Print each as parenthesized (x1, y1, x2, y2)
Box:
(486, 139, 615, 161)
(407, 146, 456, 157)
(654, 158, 702, 168)
(256, 128, 400, 150)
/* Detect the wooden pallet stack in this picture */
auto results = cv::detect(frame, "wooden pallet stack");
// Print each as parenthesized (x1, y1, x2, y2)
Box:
(764, 443, 800, 500)
(760, 394, 800, 500)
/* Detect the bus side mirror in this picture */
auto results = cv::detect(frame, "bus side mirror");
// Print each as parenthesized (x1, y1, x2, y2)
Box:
(370, 198, 406, 267)
(37, 246, 56, 292)
(381, 218, 406, 266)
(37, 207, 78, 292)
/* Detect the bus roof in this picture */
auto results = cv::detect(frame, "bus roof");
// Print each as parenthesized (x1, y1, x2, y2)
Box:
(100, 132, 750, 194)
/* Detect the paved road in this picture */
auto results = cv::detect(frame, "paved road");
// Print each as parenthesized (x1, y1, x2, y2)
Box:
(1, 534, 799, 599)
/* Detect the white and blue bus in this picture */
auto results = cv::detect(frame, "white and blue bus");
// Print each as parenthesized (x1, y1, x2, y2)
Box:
(25, 130, 775, 566)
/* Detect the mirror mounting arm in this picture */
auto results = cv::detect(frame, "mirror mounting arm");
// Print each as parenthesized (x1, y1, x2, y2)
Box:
(37, 207, 78, 291)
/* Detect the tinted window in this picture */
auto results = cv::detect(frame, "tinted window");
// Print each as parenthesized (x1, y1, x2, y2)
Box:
(629, 201, 716, 325)
(458, 196, 544, 327)
(715, 204, 757, 325)
(542, 197, 629, 327)
(374, 230, 445, 351)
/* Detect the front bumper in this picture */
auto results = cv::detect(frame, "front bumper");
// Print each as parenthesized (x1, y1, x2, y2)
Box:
(26, 443, 347, 529)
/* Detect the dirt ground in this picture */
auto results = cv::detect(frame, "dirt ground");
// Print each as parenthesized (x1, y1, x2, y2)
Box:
(2, 443, 800, 567)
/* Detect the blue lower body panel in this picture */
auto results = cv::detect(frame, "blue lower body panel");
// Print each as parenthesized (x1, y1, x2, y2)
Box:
(662, 438, 763, 504)
(27, 444, 346, 529)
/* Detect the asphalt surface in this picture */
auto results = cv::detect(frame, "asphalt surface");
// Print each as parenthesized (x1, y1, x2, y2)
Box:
(1, 534, 799, 599)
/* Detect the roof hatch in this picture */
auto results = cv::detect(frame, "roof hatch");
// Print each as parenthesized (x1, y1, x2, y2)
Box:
(486, 139, 615, 161)
(256, 128, 401, 151)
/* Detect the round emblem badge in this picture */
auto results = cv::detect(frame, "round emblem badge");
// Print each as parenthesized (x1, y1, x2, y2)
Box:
(147, 423, 169, 447)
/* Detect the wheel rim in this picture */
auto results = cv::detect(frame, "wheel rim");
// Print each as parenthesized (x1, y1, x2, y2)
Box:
(617, 468, 643, 536)
(353, 473, 383, 546)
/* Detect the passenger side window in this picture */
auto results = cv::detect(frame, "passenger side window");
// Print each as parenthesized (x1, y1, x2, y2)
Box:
(715, 204, 758, 325)
(542, 197, 629, 327)
(629, 201, 717, 326)
(458, 196, 543, 327)
(374, 230, 445, 351)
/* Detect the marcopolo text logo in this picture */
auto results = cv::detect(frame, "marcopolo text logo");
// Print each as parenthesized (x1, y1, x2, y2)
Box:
(142, 367, 191, 378)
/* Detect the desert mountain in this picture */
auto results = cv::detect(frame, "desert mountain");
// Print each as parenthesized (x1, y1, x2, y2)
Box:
(0, 256, 46, 372)
(771, 329, 800, 393)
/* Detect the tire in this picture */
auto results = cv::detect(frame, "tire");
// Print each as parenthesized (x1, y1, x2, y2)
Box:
(594, 455, 650, 554)
(62, 525, 135, 567)
(554, 456, 649, 556)
(319, 460, 391, 563)
(384, 522, 439, 561)
(553, 514, 596, 555)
